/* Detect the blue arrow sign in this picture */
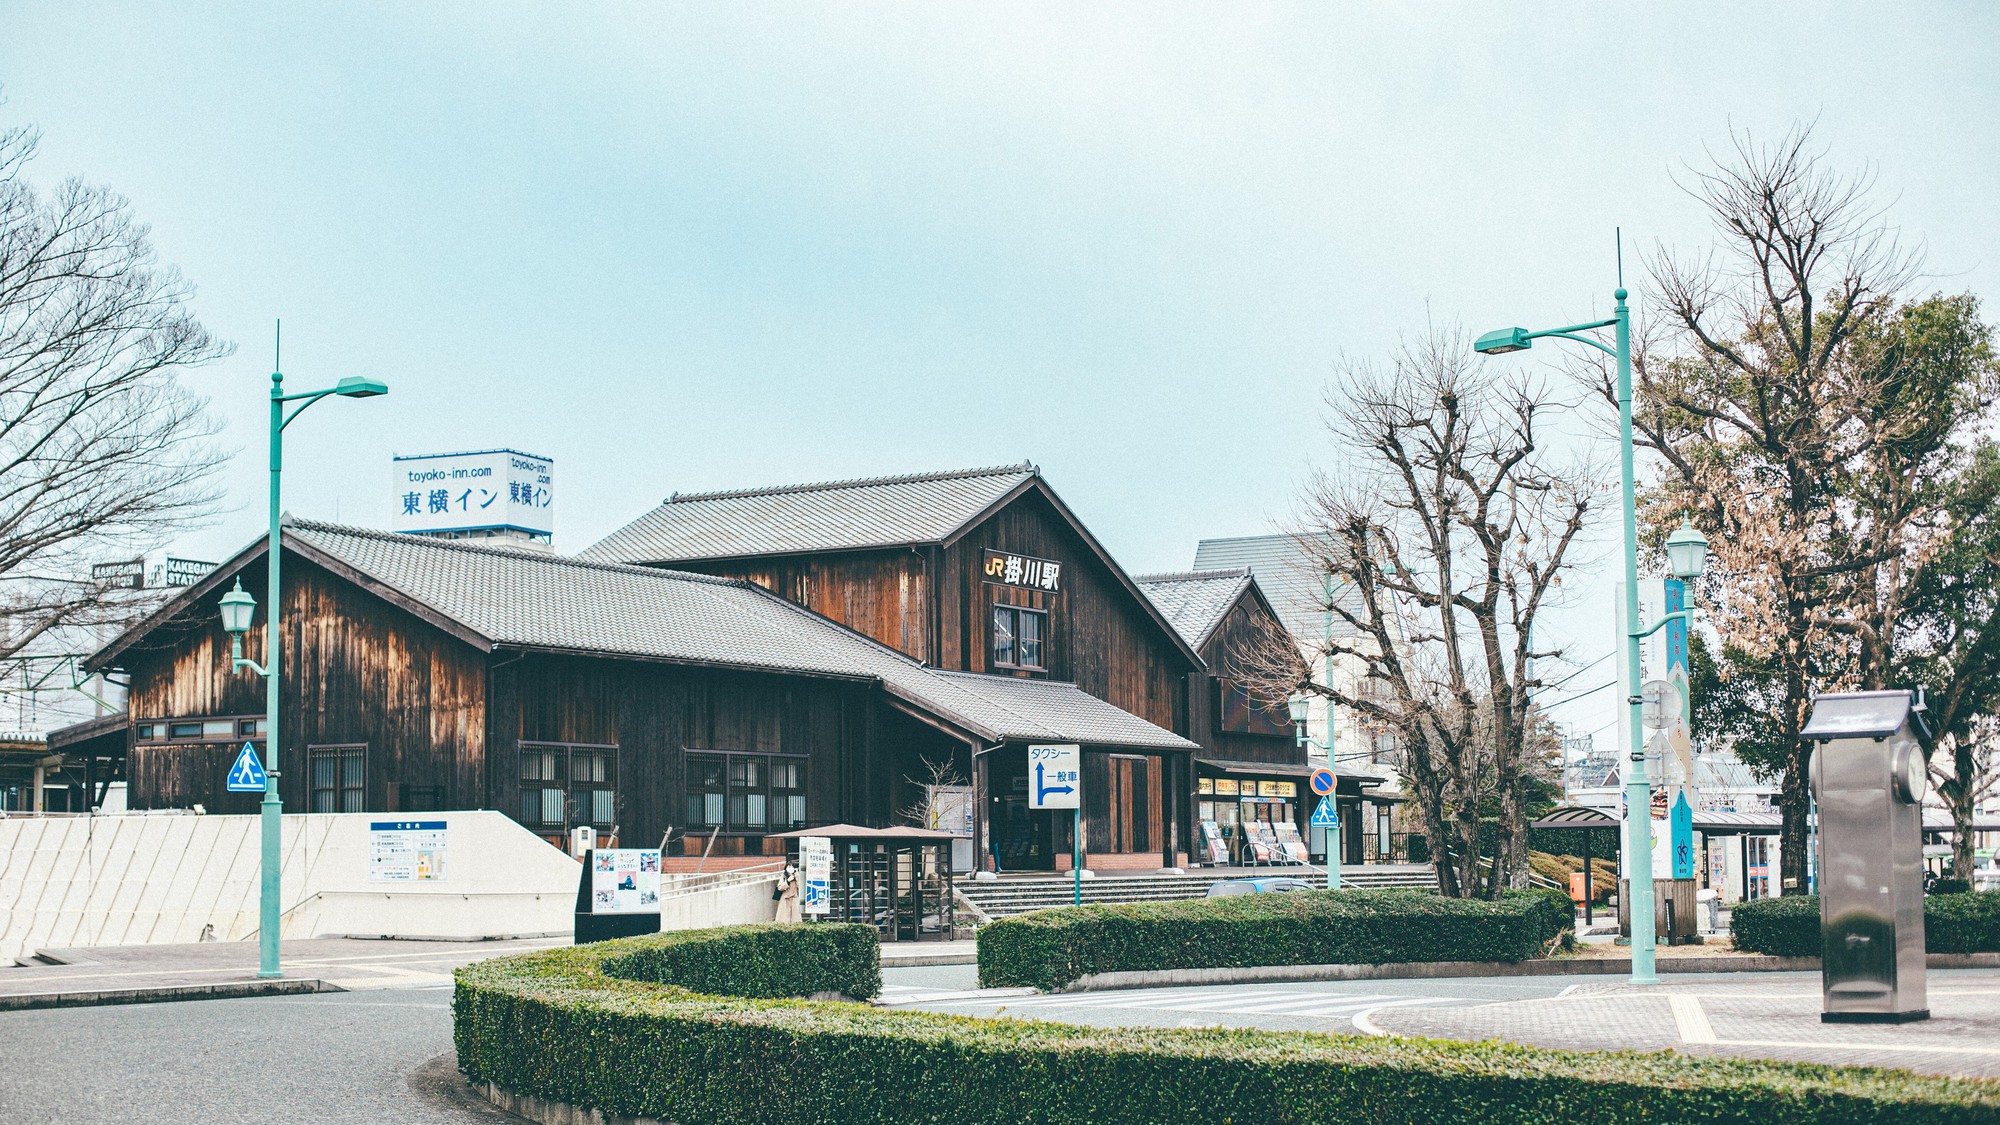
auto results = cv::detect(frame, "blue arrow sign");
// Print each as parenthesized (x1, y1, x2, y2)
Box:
(1034, 763, 1074, 803)
(225, 742, 268, 793)
(1310, 797, 1339, 829)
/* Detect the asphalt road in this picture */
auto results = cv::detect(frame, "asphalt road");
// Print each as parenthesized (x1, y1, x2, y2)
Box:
(0, 985, 505, 1124)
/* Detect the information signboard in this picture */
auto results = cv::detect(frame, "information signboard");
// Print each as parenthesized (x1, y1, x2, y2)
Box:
(369, 820, 448, 882)
(799, 836, 831, 916)
(588, 848, 662, 914)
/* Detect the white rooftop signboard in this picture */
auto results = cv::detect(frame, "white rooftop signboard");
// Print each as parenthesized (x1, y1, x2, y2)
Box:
(392, 449, 554, 537)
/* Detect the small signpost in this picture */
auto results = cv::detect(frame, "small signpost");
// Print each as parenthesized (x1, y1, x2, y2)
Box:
(1312, 797, 1341, 891)
(225, 742, 268, 793)
(1029, 744, 1083, 905)
(799, 835, 832, 916)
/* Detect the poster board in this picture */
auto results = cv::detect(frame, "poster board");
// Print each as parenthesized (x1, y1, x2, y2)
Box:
(369, 820, 447, 882)
(589, 848, 662, 915)
(799, 836, 831, 916)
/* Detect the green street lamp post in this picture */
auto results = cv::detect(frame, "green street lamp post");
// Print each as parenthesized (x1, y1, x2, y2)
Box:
(1475, 289, 1708, 986)
(219, 363, 386, 979)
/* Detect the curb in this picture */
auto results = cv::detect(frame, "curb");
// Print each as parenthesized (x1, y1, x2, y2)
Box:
(480, 1081, 670, 1125)
(0, 977, 344, 1012)
(880, 951, 978, 967)
(1055, 952, 2000, 992)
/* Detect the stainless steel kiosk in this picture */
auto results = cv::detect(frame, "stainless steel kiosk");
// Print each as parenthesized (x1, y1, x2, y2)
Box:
(1802, 689, 1930, 1023)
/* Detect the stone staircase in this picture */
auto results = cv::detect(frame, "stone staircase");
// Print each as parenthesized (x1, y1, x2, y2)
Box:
(958, 864, 1439, 920)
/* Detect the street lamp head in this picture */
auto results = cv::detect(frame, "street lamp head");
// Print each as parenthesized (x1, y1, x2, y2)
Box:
(333, 376, 388, 398)
(218, 578, 257, 636)
(1665, 518, 1710, 581)
(1473, 327, 1533, 355)
(1287, 693, 1310, 724)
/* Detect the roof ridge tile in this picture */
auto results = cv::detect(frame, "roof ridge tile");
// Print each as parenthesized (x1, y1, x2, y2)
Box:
(284, 517, 751, 588)
(660, 463, 1035, 505)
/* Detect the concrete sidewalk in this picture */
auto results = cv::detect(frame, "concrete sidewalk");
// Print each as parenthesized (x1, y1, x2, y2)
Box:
(0, 936, 566, 1009)
(1365, 969, 2000, 1079)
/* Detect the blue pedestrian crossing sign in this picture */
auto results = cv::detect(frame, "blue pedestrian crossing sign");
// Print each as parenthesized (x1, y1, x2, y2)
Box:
(1310, 797, 1339, 829)
(225, 742, 269, 793)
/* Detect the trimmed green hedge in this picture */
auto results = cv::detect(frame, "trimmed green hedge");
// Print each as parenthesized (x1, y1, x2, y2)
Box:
(600, 922, 881, 1000)
(455, 934, 2000, 1124)
(1731, 892, 2000, 957)
(977, 888, 1573, 992)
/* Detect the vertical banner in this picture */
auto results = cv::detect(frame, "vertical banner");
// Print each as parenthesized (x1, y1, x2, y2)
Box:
(799, 836, 831, 916)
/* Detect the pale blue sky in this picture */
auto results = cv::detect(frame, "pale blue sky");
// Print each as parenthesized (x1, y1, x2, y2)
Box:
(6, 4, 1997, 738)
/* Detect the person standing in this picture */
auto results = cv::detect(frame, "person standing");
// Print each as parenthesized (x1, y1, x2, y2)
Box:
(773, 862, 801, 924)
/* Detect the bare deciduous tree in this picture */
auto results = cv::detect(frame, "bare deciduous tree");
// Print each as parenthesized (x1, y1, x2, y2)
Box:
(0, 107, 228, 659)
(1612, 125, 1998, 893)
(1237, 328, 1594, 897)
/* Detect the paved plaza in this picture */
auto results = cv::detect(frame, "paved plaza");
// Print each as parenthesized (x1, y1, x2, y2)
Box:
(1367, 970, 2000, 1078)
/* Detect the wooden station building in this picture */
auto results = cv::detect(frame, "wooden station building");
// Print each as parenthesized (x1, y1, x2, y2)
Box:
(1135, 569, 1385, 866)
(85, 465, 1270, 874)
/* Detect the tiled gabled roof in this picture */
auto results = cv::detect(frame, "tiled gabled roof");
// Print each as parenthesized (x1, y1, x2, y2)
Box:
(581, 464, 1038, 565)
(1134, 569, 1254, 653)
(91, 519, 1195, 753)
(1192, 534, 1363, 641)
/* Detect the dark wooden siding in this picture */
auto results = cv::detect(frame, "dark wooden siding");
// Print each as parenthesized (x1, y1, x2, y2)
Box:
(1189, 588, 1304, 767)
(941, 488, 1193, 735)
(670, 550, 934, 663)
(486, 654, 957, 853)
(665, 486, 1197, 740)
(123, 552, 488, 814)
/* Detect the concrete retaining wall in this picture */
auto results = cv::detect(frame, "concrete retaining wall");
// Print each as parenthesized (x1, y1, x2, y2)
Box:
(0, 810, 579, 963)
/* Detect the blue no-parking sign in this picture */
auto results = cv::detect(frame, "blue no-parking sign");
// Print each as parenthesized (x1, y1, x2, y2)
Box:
(1309, 768, 1336, 796)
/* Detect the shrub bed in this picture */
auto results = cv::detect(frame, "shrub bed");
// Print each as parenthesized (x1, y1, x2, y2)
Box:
(454, 934, 2000, 1124)
(600, 921, 880, 1000)
(977, 888, 1572, 992)
(1731, 892, 2000, 957)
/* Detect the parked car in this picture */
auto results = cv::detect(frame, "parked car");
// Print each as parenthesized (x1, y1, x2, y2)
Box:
(1205, 876, 1315, 897)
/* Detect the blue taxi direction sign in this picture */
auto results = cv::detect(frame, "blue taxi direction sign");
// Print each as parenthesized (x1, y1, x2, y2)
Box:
(226, 742, 269, 793)
(1309, 767, 1336, 796)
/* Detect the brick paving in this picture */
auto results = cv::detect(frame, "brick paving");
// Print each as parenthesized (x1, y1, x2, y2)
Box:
(1368, 969, 2000, 1078)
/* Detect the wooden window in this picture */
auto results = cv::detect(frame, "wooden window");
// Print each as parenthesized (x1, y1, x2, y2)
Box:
(728, 756, 766, 829)
(991, 606, 1048, 670)
(683, 749, 807, 834)
(686, 754, 725, 828)
(518, 742, 618, 831)
(771, 758, 807, 830)
(308, 745, 366, 813)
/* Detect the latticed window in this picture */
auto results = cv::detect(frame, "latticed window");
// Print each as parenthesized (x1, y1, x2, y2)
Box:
(684, 749, 806, 833)
(308, 745, 366, 813)
(519, 742, 617, 831)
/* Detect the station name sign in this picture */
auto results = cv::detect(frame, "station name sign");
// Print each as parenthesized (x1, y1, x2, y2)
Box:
(982, 549, 1061, 592)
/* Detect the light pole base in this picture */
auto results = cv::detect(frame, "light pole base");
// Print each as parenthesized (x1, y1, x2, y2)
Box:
(255, 969, 284, 980)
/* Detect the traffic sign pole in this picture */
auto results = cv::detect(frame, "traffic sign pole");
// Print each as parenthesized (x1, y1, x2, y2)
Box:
(1073, 807, 1081, 906)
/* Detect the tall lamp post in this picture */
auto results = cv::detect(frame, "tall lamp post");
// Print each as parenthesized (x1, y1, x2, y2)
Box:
(1474, 292, 1709, 985)
(219, 365, 386, 979)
